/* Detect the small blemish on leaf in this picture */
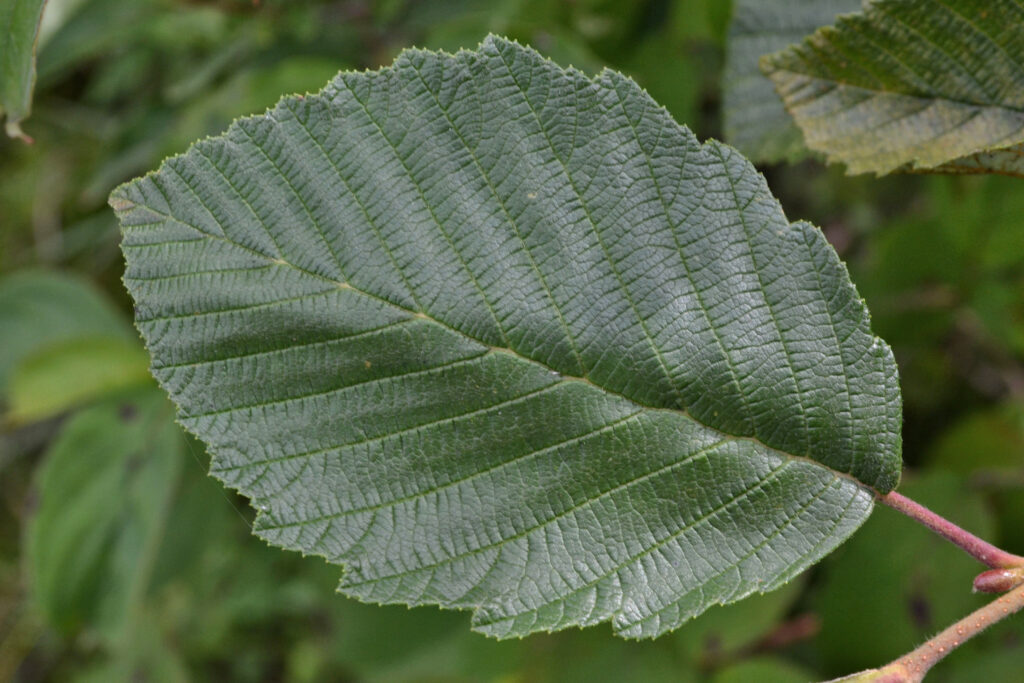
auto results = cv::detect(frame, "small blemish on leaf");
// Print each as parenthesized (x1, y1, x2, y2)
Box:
(109, 196, 135, 212)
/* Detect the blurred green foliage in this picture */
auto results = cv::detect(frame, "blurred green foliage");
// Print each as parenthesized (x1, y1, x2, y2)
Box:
(1, 1, 1023, 681)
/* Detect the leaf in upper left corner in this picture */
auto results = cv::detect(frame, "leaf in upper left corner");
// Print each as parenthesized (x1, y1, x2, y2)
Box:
(0, 0, 48, 141)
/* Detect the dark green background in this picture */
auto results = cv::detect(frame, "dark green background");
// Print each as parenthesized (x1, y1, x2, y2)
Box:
(1, 1, 1022, 681)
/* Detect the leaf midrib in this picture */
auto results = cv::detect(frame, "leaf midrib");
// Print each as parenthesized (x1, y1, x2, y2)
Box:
(118, 193, 874, 492)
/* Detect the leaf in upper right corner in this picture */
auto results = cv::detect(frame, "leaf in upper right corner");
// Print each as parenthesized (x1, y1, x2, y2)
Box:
(0, 0, 48, 140)
(761, 0, 1024, 176)
(723, 0, 862, 164)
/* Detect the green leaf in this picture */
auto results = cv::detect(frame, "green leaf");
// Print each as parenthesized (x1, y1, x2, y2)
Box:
(672, 578, 804, 664)
(518, 627, 698, 683)
(26, 388, 184, 642)
(7, 336, 153, 423)
(0, 0, 47, 140)
(110, 35, 901, 639)
(0, 269, 138, 396)
(723, 0, 861, 163)
(761, 0, 1024, 176)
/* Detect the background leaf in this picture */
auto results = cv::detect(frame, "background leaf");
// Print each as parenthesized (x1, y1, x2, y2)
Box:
(0, 270, 150, 429)
(25, 388, 183, 643)
(8, 337, 152, 423)
(761, 0, 1024, 176)
(722, 0, 860, 163)
(112, 35, 900, 640)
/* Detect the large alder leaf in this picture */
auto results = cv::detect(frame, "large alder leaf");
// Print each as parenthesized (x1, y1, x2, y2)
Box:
(110, 36, 901, 639)
(761, 0, 1024, 176)
(723, 0, 861, 164)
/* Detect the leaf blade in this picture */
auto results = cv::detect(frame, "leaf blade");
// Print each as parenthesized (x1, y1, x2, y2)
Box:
(111, 36, 900, 639)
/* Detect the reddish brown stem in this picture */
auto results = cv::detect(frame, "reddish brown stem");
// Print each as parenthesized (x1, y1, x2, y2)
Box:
(876, 581, 1024, 682)
(878, 491, 1024, 569)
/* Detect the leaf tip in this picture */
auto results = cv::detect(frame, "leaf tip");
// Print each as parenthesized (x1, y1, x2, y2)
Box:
(108, 193, 136, 214)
